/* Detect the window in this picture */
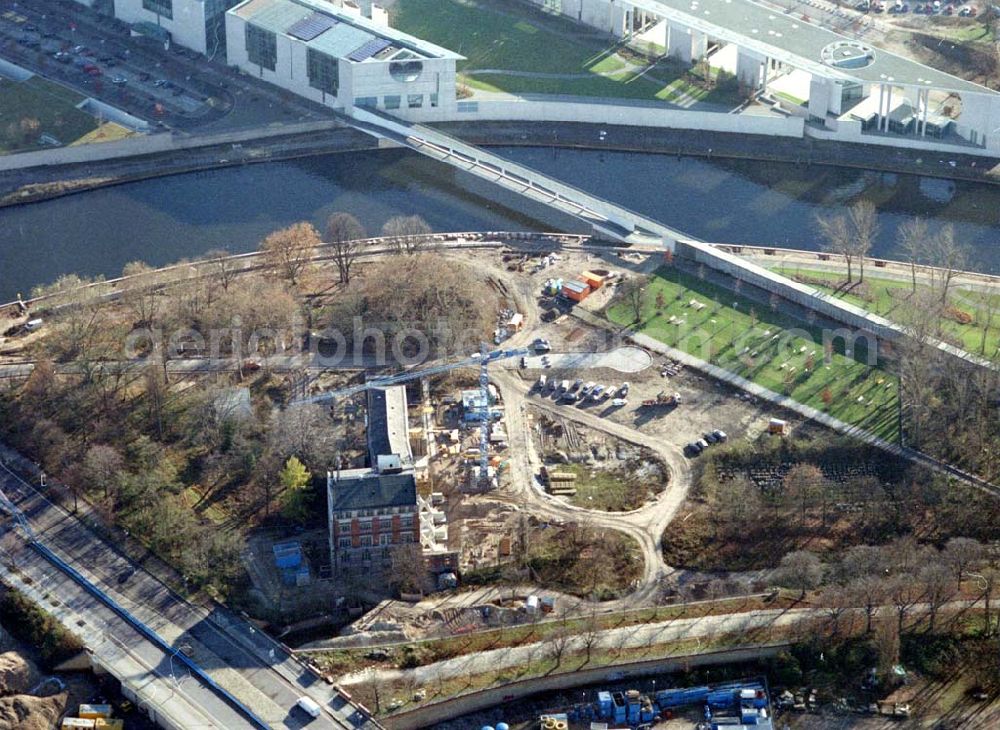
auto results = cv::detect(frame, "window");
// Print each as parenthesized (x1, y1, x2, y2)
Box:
(339, 520, 352, 532)
(360, 535, 373, 547)
(384, 95, 401, 110)
(400, 515, 414, 527)
(379, 534, 391, 546)
(458, 101, 479, 114)
(380, 518, 393, 530)
(407, 94, 423, 108)
(339, 537, 352, 548)
(362, 549, 372, 562)
(143, 0, 173, 19)
(430, 93, 439, 108)
(358, 520, 372, 533)
(355, 96, 377, 108)
(307, 49, 338, 95)
(245, 24, 276, 71)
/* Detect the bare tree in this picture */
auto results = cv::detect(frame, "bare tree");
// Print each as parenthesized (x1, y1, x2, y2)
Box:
(260, 221, 321, 284)
(326, 212, 365, 284)
(819, 585, 853, 637)
(943, 537, 984, 586)
(848, 575, 885, 634)
(545, 628, 573, 672)
(886, 575, 922, 634)
(203, 248, 239, 293)
(874, 614, 900, 681)
(620, 275, 649, 324)
(928, 224, 968, 303)
(382, 215, 432, 255)
(775, 550, 824, 600)
(838, 544, 884, 584)
(120, 261, 162, 327)
(895, 217, 929, 293)
(816, 213, 855, 282)
(782, 463, 825, 527)
(579, 610, 602, 667)
(390, 544, 429, 596)
(977, 566, 999, 637)
(81, 443, 124, 500)
(849, 200, 879, 283)
(920, 562, 955, 633)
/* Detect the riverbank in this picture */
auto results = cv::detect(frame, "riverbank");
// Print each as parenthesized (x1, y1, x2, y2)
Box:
(3, 120, 1000, 209)
(0, 126, 380, 208)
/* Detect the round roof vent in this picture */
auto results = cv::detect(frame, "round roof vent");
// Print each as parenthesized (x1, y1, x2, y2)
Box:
(821, 41, 876, 70)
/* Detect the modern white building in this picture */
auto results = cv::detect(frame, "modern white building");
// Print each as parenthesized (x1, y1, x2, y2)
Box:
(525, 0, 1000, 153)
(225, 0, 462, 115)
(113, 0, 240, 56)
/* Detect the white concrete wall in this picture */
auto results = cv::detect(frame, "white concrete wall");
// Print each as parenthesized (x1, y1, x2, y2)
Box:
(736, 48, 765, 90)
(114, 0, 208, 54)
(525, 0, 624, 35)
(667, 23, 693, 63)
(394, 98, 806, 137)
(807, 121, 1000, 158)
(225, 12, 456, 113)
(954, 93, 1000, 151)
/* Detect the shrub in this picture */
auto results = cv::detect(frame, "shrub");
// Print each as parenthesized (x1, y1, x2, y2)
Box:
(0, 588, 84, 668)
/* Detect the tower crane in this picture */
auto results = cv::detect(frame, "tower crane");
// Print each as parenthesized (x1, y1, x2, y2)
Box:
(293, 345, 529, 490)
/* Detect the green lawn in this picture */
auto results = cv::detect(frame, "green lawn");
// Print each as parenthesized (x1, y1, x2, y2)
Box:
(0, 76, 97, 153)
(392, 0, 739, 104)
(771, 266, 1000, 358)
(607, 267, 901, 442)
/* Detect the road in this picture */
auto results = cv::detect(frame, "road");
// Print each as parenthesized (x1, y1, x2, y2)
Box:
(0, 455, 380, 730)
(0, 529, 262, 729)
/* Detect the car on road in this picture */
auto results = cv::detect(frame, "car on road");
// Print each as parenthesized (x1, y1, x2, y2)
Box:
(111, 75, 127, 85)
(117, 566, 137, 584)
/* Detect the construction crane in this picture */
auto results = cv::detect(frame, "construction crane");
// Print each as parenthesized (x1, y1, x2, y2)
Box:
(294, 346, 529, 490)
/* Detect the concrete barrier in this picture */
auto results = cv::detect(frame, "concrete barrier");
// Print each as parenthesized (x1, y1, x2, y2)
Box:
(395, 99, 805, 138)
(382, 644, 789, 729)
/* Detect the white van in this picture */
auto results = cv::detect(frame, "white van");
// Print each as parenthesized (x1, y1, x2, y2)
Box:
(296, 696, 322, 719)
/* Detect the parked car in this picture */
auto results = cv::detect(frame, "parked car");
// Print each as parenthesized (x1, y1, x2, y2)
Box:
(610, 398, 628, 407)
(581, 381, 596, 397)
(685, 441, 704, 457)
(704, 431, 719, 444)
(532, 338, 551, 352)
(561, 392, 578, 404)
(536, 375, 547, 390)
(111, 75, 127, 85)
(618, 382, 630, 397)
(713, 429, 728, 442)
(571, 379, 583, 392)
(590, 384, 606, 401)
(696, 438, 710, 451)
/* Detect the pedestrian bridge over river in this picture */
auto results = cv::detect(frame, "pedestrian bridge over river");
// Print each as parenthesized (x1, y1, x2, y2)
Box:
(348, 108, 686, 246)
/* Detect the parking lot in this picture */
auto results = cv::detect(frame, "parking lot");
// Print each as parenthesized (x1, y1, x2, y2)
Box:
(0, 0, 331, 133)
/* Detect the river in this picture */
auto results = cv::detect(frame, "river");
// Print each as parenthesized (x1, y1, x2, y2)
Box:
(2, 146, 999, 301)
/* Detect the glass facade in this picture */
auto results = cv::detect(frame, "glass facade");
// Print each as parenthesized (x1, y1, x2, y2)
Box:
(246, 24, 277, 71)
(143, 0, 173, 19)
(307, 49, 339, 95)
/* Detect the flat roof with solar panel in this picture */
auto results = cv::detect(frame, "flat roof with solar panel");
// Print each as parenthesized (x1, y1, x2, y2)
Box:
(287, 11, 338, 42)
(348, 37, 393, 62)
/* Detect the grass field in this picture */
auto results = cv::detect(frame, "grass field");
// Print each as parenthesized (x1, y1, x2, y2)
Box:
(392, 0, 739, 104)
(559, 461, 665, 511)
(0, 76, 97, 153)
(607, 267, 900, 442)
(772, 266, 1000, 358)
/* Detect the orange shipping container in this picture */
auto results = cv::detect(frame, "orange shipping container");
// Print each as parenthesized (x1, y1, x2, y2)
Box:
(561, 280, 591, 302)
(580, 271, 604, 289)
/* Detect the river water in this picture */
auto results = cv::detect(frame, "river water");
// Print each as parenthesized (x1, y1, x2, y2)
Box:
(2, 146, 999, 301)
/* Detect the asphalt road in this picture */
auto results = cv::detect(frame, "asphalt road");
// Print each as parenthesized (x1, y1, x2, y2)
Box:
(0, 455, 379, 730)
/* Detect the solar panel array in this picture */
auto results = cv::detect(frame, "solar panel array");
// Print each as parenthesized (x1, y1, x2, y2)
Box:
(347, 37, 392, 62)
(287, 12, 338, 42)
